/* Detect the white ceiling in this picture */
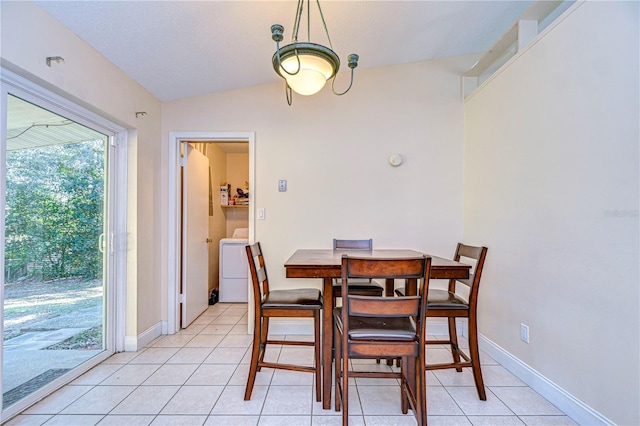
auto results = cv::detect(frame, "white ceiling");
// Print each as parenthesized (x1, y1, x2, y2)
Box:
(33, 1, 535, 102)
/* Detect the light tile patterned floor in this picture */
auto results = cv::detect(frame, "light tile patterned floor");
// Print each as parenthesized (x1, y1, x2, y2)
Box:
(6, 303, 578, 426)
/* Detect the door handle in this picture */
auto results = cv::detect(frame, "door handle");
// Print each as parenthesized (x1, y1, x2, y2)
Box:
(206, 238, 213, 243)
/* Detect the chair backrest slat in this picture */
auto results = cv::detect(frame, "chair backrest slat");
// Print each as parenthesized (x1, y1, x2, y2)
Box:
(341, 255, 431, 335)
(333, 238, 373, 250)
(450, 243, 488, 305)
(348, 295, 420, 317)
(246, 242, 269, 303)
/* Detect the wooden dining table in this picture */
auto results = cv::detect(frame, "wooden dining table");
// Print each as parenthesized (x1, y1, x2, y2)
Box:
(284, 248, 471, 409)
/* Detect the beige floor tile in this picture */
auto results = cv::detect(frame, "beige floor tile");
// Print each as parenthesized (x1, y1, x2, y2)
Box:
(364, 415, 422, 425)
(482, 365, 525, 387)
(490, 388, 564, 416)
(60, 385, 136, 414)
(312, 415, 365, 426)
(42, 414, 104, 425)
(271, 368, 314, 386)
(129, 348, 180, 364)
(218, 334, 254, 348)
(97, 415, 155, 425)
(257, 415, 312, 425)
(446, 387, 513, 416)
(8, 306, 579, 426)
(425, 416, 473, 425)
(185, 364, 235, 386)
(200, 324, 234, 335)
(358, 385, 406, 416)
(277, 346, 315, 366)
(110, 385, 180, 415)
(210, 385, 268, 415)
(518, 415, 578, 425)
(25, 385, 93, 414)
(432, 368, 476, 387)
(204, 346, 250, 364)
(166, 347, 213, 364)
(160, 385, 224, 415)
(230, 324, 250, 334)
(467, 415, 525, 425)
(204, 415, 259, 425)
(184, 334, 224, 348)
(152, 334, 195, 348)
(150, 415, 208, 425)
(100, 364, 160, 385)
(426, 387, 464, 416)
(262, 385, 313, 415)
(102, 350, 144, 364)
(3, 414, 53, 425)
(178, 324, 208, 335)
(228, 364, 274, 386)
(71, 364, 123, 385)
(143, 364, 199, 386)
(211, 315, 244, 325)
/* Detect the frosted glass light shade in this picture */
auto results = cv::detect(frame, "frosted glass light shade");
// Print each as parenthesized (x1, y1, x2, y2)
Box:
(273, 42, 340, 96)
(280, 54, 333, 95)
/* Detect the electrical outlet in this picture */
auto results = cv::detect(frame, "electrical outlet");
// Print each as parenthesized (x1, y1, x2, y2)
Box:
(520, 323, 529, 343)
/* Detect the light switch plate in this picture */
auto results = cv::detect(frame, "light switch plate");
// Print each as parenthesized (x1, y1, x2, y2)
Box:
(278, 180, 287, 192)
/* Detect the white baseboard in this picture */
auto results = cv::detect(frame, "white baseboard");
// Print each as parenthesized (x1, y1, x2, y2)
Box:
(124, 321, 163, 352)
(479, 334, 614, 426)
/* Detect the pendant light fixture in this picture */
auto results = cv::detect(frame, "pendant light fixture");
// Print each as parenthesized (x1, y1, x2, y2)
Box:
(271, 0, 359, 105)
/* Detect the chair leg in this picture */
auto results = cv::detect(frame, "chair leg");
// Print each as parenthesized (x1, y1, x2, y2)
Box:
(468, 315, 486, 400)
(400, 357, 409, 414)
(244, 309, 262, 400)
(416, 350, 427, 426)
(314, 310, 322, 402)
(258, 316, 269, 369)
(341, 341, 349, 426)
(448, 317, 463, 372)
(334, 329, 342, 412)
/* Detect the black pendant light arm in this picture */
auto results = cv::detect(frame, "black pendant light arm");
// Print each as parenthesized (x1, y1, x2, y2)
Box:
(332, 54, 358, 95)
(271, 25, 302, 77)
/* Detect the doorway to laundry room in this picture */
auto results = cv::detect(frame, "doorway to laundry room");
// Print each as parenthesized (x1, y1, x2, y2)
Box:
(180, 139, 251, 330)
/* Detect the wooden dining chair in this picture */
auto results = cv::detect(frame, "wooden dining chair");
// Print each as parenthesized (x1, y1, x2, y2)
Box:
(396, 243, 488, 400)
(244, 242, 322, 401)
(334, 255, 431, 426)
(332, 239, 384, 307)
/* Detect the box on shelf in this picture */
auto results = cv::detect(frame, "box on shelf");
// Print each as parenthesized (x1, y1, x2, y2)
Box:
(220, 185, 229, 205)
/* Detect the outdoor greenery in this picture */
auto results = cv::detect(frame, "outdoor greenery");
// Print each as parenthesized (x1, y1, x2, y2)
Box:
(4, 140, 105, 281)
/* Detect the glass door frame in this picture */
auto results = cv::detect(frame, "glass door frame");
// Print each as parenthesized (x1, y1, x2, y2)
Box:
(0, 68, 128, 420)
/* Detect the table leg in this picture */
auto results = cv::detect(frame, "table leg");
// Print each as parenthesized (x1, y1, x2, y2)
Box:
(322, 277, 333, 409)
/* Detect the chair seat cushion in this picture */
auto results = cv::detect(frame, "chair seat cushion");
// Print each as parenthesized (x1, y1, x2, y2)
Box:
(394, 288, 469, 310)
(334, 307, 416, 341)
(333, 283, 384, 297)
(263, 289, 322, 308)
(426, 289, 468, 309)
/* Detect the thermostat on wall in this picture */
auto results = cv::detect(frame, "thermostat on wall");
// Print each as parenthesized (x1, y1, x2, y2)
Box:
(388, 153, 403, 167)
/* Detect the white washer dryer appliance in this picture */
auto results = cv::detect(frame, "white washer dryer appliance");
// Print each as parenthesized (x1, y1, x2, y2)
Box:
(219, 229, 249, 302)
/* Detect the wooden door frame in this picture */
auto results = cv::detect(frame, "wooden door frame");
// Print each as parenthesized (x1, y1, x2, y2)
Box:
(167, 131, 255, 335)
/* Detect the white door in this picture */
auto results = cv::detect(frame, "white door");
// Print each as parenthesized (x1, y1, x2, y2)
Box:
(181, 144, 210, 327)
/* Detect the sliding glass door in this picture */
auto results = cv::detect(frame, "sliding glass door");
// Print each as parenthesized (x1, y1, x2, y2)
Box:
(1, 78, 120, 419)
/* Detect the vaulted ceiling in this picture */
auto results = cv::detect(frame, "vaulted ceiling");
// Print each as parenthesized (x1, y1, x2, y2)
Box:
(34, 1, 535, 102)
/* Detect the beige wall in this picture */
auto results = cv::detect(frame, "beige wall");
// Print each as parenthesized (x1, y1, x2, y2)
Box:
(463, 2, 639, 425)
(161, 55, 472, 293)
(1, 1, 162, 341)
